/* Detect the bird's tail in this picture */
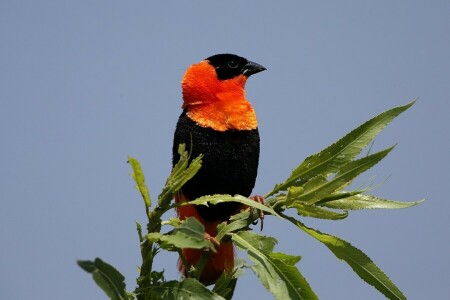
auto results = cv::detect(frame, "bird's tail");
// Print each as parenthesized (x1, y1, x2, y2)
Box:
(175, 193, 235, 285)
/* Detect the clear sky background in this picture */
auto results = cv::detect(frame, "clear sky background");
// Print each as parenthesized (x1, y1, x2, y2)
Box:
(1, 1, 449, 299)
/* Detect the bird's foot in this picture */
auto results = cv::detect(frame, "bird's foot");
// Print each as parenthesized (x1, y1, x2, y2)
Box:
(250, 195, 265, 231)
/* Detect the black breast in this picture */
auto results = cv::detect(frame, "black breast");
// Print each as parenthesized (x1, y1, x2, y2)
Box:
(172, 110, 260, 221)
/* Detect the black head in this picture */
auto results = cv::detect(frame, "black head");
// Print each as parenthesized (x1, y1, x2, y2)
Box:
(205, 54, 266, 80)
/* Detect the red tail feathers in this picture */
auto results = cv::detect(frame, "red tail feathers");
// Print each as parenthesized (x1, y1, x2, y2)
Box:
(175, 193, 234, 285)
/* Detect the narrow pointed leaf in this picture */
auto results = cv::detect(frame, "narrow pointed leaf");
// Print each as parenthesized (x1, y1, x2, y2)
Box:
(146, 217, 215, 251)
(232, 231, 318, 300)
(185, 194, 280, 217)
(78, 258, 131, 300)
(319, 194, 425, 210)
(269, 251, 302, 265)
(295, 146, 395, 204)
(283, 215, 407, 300)
(144, 278, 225, 300)
(284, 176, 326, 205)
(159, 144, 203, 202)
(290, 202, 348, 220)
(128, 156, 151, 208)
(170, 144, 190, 177)
(267, 100, 415, 196)
(216, 210, 252, 241)
(213, 259, 246, 300)
(213, 273, 239, 300)
(314, 190, 364, 204)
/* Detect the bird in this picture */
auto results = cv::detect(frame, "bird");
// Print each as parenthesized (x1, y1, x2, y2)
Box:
(172, 53, 266, 285)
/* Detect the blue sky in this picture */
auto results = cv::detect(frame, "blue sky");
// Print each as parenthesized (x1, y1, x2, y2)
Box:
(1, 1, 449, 299)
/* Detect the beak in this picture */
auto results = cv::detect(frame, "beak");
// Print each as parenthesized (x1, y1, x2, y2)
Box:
(242, 61, 266, 77)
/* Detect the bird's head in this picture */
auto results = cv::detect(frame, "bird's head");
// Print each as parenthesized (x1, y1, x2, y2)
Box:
(181, 54, 266, 108)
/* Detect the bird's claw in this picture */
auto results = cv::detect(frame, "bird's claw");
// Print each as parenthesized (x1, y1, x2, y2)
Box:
(250, 195, 265, 231)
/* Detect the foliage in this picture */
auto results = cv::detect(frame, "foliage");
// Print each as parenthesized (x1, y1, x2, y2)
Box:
(78, 101, 423, 299)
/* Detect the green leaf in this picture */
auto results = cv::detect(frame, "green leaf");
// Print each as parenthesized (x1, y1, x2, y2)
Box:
(269, 251, 301, 265)
(128, 156, 152, 209)
(144, 278, 225, 300)
(283, 215, 407, 300)
(232, 231, 318, 300)
(159, 144, 203, 203)
(290, 202, 348, 220)
(283, 175, 326, 205)
(216, 210, 252, 242)
(212, 259, 246, 300)
(146, 217, 215, 251)
(136, 221, 144, 244)
(185, 194, 280, 217)
(212, 273, 238, 300)
(78, 258, 132, 300)
(319, 194, 425, 210)
(149, 270, 165, 285)
(171, 144, 190, 176)
(145, 144, 203, 234)
(267, 100, 416, 197)
(286, 186, 304, 202)
(293, 146, 395, 204)
(313, 190, 364, 204)
(161, 217, 183, 227)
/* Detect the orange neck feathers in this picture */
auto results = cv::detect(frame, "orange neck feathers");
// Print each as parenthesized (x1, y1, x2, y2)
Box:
(181, 60, 258, 132)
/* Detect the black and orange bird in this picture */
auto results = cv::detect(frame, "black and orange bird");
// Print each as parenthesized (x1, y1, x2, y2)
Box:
(172, 54, 266, 284)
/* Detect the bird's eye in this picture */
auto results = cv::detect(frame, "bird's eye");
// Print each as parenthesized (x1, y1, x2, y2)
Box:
(228, 60, 238, 68)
